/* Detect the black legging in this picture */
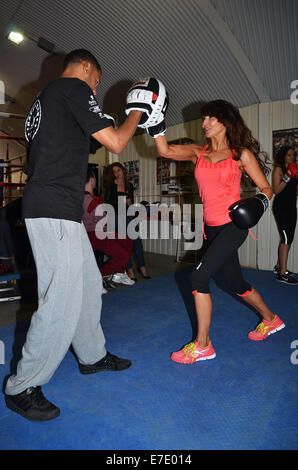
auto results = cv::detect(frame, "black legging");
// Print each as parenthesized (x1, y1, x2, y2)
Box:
(190, 222, 251, 296)
(272, 202, 297, 245)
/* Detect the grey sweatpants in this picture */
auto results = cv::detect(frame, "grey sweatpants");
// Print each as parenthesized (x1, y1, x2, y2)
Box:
(5, 218, 106, 395)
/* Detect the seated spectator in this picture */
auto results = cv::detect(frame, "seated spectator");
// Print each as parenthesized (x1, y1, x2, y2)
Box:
(104, 162, 151, 281)
(82, 168, 134, 289)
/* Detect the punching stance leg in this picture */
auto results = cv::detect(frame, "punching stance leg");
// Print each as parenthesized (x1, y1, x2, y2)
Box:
(5, 219, 106, 395)
(171, 223, 249, 363)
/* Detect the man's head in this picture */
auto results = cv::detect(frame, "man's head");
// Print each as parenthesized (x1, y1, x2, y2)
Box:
(62, 49, 102, 95)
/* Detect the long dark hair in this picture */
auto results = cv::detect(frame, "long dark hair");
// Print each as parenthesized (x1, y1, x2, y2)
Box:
(200, 100, 270, 176)
(274, 146, 295, 173)
(104, 162, 130, 191)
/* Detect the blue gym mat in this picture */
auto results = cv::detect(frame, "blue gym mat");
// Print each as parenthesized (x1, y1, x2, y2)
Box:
(0, 267, 297, 450)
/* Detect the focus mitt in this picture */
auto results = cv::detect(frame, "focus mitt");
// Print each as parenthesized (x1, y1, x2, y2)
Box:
(147, 91, 169, 138)
(125, 77, 167, 129)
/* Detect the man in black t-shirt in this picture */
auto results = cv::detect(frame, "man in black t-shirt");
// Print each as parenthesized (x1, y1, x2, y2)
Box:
(4, 49, 143, 422)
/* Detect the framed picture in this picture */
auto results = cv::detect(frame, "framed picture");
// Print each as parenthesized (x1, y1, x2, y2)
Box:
(156, 137, 194, 184)
(123, 160, 139, 191)
(272, 128, 298, 161)
(156, 157, 172, 183)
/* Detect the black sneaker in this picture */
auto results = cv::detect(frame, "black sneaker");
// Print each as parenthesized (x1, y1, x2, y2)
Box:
(79, 352, 131, 374)
(276, 271, 298, 285)
(103, 276, 118, 290)
(5, 386, 60, 421)
(273, 266, 293, 276)
(273, 265, 280, 275)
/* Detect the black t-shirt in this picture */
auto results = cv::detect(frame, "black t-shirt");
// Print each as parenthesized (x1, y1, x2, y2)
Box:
(23, 77, 111, 222)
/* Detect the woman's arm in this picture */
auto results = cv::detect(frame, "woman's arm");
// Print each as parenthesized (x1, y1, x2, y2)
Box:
(127, 183, 134, 206)
(240, 149, 273, 199)
(272, 166, 287, 195)
(154, 135, 201, 164)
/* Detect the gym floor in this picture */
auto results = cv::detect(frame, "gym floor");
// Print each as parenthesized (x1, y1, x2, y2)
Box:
(0, 254, 297, 451)
(0, 252, 190, 328)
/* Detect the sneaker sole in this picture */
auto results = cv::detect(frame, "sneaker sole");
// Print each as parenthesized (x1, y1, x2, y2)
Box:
(267, 323, 286, 336)
(79, 364, 131, 374)
(249, 323, 285, 341)
(112, 280, 135, 286)
(5, 397, 60, 422)
(171, 352, 216, 364)
(193, 352, 216, 362)
(276, 278, 298, 285)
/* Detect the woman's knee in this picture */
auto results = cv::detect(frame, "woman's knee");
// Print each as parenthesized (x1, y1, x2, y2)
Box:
(190, 264, 210, 294)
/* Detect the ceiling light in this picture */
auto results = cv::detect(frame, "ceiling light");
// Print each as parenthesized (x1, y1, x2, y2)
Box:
(7, 25, 55, 53)
(8, 31, 24, 44)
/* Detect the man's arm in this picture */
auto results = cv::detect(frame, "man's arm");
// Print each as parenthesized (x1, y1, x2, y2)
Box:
(92, 111, 142, 154)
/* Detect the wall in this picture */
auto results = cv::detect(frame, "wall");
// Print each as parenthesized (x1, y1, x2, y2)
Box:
(249, 100, 298, 272)
(92, 99, 297, 272)
(108, 120, 205, 258)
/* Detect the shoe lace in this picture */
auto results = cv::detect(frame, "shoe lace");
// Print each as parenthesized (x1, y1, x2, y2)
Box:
(183, 342, 196, 358)
(28, 386, 46, 405)
(255, 322, 265, 334)
(255, 316, 276, 335)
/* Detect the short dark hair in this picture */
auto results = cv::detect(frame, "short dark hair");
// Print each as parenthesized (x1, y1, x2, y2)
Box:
(63, 49, 101, 72)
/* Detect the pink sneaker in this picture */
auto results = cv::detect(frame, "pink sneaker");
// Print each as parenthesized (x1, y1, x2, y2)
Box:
(248, 315, 285, 341)
(171, 341, 216, 364)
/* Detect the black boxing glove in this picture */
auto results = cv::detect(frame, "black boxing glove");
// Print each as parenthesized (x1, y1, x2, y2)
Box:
(229, 193, 269, 229)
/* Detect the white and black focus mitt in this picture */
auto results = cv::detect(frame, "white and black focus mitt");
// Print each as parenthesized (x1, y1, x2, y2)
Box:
(125, 77, 167, 129)
(146, 91, 169, 138)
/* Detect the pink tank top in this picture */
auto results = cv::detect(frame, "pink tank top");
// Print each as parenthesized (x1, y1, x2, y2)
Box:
(194, 145, 242, 226)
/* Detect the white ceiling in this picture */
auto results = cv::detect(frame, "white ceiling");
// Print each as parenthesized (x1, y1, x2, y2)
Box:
(0, 0, 297, 138)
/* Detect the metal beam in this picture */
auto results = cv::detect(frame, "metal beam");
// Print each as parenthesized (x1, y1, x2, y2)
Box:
(0, 112, 26, 119)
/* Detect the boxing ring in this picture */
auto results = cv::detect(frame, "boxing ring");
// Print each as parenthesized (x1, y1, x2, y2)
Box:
(0, 265, 297, 450)
(0, 133, 26, 298)
(0, 134, 26, 206)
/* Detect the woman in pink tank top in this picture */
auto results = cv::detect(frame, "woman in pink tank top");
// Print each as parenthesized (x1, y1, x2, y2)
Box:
(153, 99, 285, 364)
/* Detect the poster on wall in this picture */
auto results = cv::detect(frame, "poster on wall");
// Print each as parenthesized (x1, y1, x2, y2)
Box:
(156, 156, 172, 184)
(124, 160, 139, 191)
(272, 128, 298, 161)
